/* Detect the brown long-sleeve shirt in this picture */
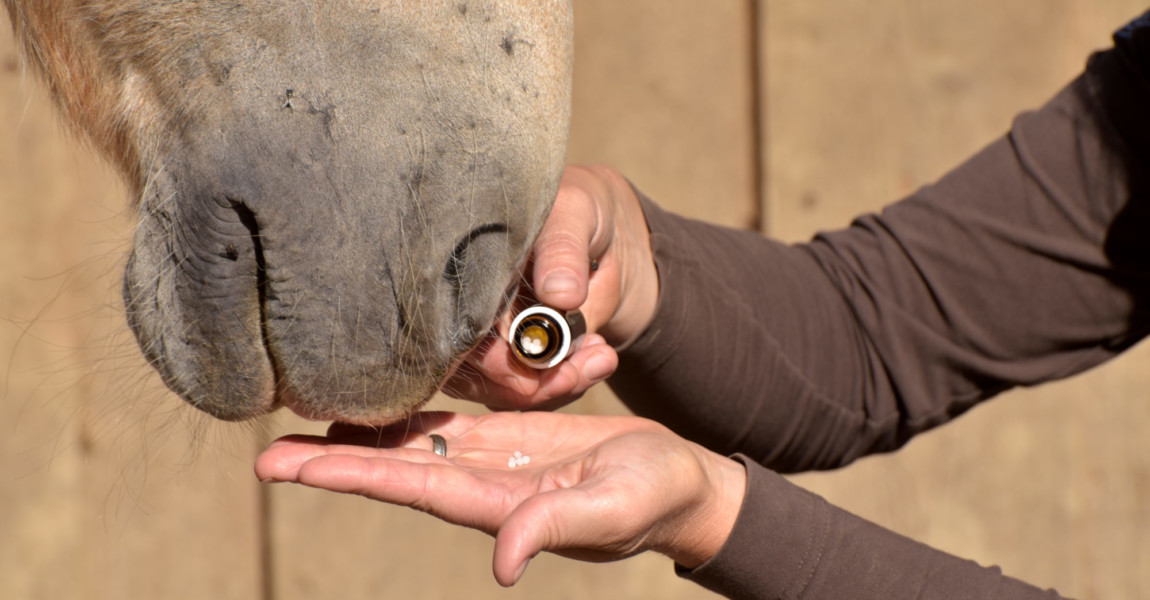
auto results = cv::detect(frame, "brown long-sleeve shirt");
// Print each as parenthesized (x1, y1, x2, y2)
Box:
(608, 17, 1150, 600)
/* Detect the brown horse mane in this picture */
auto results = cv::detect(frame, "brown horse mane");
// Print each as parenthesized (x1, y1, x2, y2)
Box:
(3, 1, 242, 199)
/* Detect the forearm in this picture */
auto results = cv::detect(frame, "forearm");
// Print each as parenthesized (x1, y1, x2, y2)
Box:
(610, 41, 1150, 472)
(609, 202, 877, 470)
(681, 459, 1069, 600)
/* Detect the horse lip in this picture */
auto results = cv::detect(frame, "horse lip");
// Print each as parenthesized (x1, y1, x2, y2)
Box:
(436, 270, 524, 394)
(276, 385, 435, 427)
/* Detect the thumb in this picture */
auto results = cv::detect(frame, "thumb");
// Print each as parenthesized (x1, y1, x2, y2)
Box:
(491, 487, 620, 587)
(491, 492, 567, 587)
(531, 171, 611, 311)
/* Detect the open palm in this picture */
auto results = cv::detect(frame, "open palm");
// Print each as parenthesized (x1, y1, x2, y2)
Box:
(255, 411, 742, 586)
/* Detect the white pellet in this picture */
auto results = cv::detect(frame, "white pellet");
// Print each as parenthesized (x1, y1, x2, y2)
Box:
(521, 336, 545, 355)
(507, 452, 531, 468)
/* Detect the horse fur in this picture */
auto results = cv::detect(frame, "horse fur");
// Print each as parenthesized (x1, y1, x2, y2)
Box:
(4, 0, 574, 423)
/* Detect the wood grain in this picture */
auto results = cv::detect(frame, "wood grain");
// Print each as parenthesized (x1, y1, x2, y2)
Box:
(0, 25, 263, 600)
(763, 2, 1150, 597)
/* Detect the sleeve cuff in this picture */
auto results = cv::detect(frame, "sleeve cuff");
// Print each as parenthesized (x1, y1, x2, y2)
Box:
(675, 456, 831, 599)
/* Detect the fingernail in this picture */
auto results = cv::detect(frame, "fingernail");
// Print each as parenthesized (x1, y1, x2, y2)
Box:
(582, 353, 614, 382)
(541, 272, 578, 295)
(513, 558, 531, 584)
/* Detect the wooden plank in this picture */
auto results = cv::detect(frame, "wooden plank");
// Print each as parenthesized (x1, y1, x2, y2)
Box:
(566, 0, 760, 229)
(0, 26, 263, 600)
(762, 2, 1150, 597)
(268, 1, 757, 598)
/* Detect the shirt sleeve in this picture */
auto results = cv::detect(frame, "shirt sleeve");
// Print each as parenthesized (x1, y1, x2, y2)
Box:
(606, 22, 1150, 600)
(608, 41, 1150, 475)
(680, 458, 1067, 600)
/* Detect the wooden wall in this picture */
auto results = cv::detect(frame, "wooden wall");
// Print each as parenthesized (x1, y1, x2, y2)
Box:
(1, 1, 1146, 598)
(766, 3, 1150, 598)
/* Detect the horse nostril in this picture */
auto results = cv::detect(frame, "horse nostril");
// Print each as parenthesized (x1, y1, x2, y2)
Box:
(443, 222, 509, 283)
(441, 222, 511, 352)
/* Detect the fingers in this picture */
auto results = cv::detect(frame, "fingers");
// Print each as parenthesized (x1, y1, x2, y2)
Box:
(531, 168, 612, 312)
(530, 337, 618, 407)
(296, 454, 443, 505)
(445, 334, 619, 411)
(295, 454, 510, 534)
(255, 437, 493, 527)
(256, 412, 477, 482)
(442, 165, 633, 412)
(255, 414, 540, 538)
(255, 436, 438, 482)
(445, 335, 545, 404)
(255, 437, 375, 483)
(257, 411, 681, 588)
(254, 437, 329, 482)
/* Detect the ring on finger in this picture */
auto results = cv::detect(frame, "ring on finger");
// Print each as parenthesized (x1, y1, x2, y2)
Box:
(429, 434, 447, 458)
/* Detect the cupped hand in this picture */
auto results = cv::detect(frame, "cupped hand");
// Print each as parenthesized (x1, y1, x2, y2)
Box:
(442, 165, 659, 411)
(255, 411, 744, 587)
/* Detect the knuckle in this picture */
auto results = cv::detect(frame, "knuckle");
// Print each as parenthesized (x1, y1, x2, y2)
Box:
(555, 179, 595, 206)
(535, 229, 588, 258)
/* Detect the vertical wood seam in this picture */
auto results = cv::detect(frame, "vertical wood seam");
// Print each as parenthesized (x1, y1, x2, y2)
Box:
(749, 0, 767, 234)
(257, 436, 276, 600)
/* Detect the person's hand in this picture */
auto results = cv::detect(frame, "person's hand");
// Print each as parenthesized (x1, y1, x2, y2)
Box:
(443, 165, 659, 411)
(254, 411, 745, 586)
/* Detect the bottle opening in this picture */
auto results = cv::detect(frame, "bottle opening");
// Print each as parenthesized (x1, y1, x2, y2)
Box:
(509, 306, 574, 369)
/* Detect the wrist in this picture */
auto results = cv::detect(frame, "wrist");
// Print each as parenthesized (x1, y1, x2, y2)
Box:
(659, 449, 747, 569)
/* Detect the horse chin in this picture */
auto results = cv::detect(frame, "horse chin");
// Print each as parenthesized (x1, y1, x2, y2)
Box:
(277, 389, 438, 428)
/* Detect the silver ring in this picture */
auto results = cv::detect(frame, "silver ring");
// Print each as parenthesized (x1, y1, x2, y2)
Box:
(429, 434, 447, 458)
